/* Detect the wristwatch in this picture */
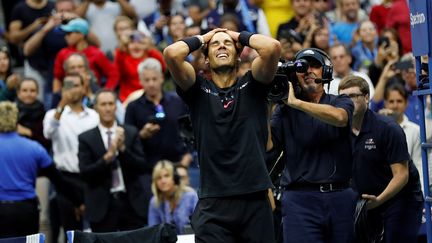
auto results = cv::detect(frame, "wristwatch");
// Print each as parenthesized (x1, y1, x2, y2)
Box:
(56, 106, 64, 114)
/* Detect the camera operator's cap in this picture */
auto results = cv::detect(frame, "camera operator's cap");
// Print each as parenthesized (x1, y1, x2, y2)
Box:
(61, 18, 89, 35)
(296, 49, 330, 67)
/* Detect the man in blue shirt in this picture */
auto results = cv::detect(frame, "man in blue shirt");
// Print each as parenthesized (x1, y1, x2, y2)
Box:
(338, 75, 423, 243)
(271, 48, 356, 243)
(0, 101, 82, 238)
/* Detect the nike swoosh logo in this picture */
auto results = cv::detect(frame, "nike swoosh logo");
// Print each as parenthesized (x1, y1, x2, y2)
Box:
(223, 100, 234, 109)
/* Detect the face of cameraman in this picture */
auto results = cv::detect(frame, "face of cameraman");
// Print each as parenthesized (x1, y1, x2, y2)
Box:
(296, 57, 324, 98)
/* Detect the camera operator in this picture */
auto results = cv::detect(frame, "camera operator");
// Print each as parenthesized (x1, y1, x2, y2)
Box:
(270, 48, 356, 243)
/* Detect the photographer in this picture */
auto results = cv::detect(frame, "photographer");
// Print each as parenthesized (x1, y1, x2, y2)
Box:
(270, 48, 356, 243)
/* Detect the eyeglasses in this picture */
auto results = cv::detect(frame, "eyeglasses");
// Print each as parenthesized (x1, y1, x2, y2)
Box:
(345, 93, 365, 99)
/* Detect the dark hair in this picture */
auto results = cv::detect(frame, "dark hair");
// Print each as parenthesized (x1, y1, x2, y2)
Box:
(311, 26, 329, 51)
(381, 27, 403, 58)
(94, 89, 117, 105)
(219, 13, 240, 31)
(63, 72, 84, 85)
(201, 31, 242, 58)
(338, 75, 370, 96)
(0, 46, 13, 78)
(17, 77, 39, 92)
(384, 83, 408, 101)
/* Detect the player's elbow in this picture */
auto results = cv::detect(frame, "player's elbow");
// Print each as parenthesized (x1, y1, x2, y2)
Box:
(163, 45, 179, 61)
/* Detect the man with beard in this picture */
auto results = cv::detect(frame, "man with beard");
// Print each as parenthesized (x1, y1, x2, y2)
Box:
(331, 0, 367, 46)
(164, 29, 280, 242)
(270, 48, 356, 243)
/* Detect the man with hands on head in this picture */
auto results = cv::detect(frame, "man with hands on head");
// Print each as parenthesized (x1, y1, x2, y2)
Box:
(78, 89, 150, 232)
(338, 76, 423, 243)
(270, 48, 356, 243)
(164, 28, 281, 242)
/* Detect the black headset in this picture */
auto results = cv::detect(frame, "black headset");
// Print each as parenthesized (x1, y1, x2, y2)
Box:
(295, 48, 333, 83)
(173, 170, 181, 185)
(161, 160, 181, 185)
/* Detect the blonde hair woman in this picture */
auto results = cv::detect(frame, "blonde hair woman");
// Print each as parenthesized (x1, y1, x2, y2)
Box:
(148, 160, 198, 234)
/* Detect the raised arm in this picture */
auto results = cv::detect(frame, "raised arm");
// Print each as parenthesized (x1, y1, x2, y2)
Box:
(226, 30, 281, 84)
(286, 82, 350, 127)
(163, 28, 225, 91)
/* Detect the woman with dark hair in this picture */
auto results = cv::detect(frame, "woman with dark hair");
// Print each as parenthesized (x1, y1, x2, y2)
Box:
(368, 27, 402, 86)
(16, 78, 51, 151)
(303, 25, 330, 54)
(379, 83, 424, 191)
(157, 13, 187, 51)
(0, 46, 19, 101)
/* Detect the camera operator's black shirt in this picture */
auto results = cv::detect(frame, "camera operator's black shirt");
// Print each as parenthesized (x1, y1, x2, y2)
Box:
(271, 93, 354, 185)
(176, 71, 272, 198)
(350, 109, 423, 201)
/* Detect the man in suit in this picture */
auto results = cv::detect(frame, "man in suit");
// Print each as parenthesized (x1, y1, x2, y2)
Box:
(78, 89, 151, 232)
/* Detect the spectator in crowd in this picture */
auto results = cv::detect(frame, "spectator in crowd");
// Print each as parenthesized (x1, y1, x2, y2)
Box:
(164, 27, 280, 242)
(115, 30, 165, 102)
(125, 58, 191, 221)
(23, 0, 100, 108)
(250, 0, 294, 38)
(325, 43, 374, 97)
(75, 0, 136, 57)
(156, 13, 187, 51)
(367, 28, 401, 86)
(276, 0, 313, 42)
(8, 0, 56, 104)
(278, 29, 303, 61)
(326, 0, 367, 23)
(14, 77, 53, 241)
(53, 18, 118, 93)
(0, 101, 82, 238)
(369, 0, 392, 34)
(139, 0, 186, 44)
(148, 160, 198, 234)
(43, 73, 99, 234)
(371, 55, 420, 125)
(270, 48, 356, 242)
(64, 53, 126, 123)
(302, 25, 330, 54)
(184, 0, 215, 29)
(0, 46, 19, 102)
(338, 75, 423, 243)
(16, 78, 51, 151)
(113, 15, 136, 52)
(385, 0, 411, 54)
(331, 0, 366, 46)
(351, 20, 379, 73)
(206, 0, 271, 35)
(175, 164, 191, 187)
(379, 83, 424, 190)
(78, 89, 150, 232)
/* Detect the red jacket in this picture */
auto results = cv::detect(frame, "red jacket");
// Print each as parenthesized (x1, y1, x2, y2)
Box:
(53, 45, 119, 89)
(114, 48, 166, 102)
